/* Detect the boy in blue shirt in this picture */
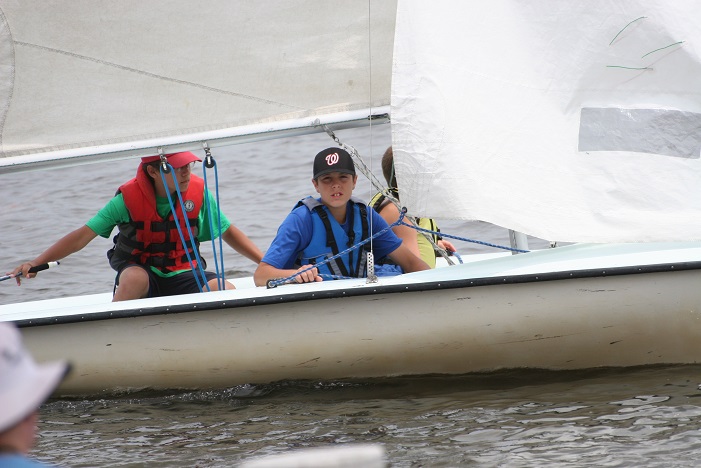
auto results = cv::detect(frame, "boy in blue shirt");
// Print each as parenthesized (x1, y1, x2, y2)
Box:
(254, 147, 429, 286)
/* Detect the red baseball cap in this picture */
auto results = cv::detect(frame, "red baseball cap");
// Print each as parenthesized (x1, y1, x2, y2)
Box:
(141, 151, 201, 168)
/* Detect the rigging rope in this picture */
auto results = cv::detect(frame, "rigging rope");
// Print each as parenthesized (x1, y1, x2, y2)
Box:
(158, 161, 209, 292)
(202, 143, 226, 291)
(266, 210, 410, 288)
(266, 210, 530, 288)
(397, 220, 529, 254)
(322, 124, 454, 265)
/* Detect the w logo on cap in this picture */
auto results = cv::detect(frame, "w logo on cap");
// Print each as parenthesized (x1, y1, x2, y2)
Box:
(325, 153, 339, 166)
(313, 147, 355, 179)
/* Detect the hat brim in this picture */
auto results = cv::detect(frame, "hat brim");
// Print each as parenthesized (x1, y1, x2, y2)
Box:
(0, 360, 69, 433)
(313, 168, 356, 179)
(141, 152, 202, 168)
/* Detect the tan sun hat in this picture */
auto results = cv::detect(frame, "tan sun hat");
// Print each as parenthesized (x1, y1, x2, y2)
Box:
(0, 322, 70, 433)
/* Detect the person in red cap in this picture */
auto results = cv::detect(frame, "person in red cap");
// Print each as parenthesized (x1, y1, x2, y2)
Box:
(254, 147, 429, 286)
(9, 152, 263, 300)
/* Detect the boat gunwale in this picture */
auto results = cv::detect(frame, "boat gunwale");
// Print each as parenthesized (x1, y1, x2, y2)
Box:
(14, 259, 701, 328)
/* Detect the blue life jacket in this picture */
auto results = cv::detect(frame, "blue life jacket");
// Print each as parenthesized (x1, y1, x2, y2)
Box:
(295, 196, 370, 278)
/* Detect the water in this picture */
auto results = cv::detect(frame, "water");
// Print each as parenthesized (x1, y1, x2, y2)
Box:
(3, 126, 701, 466)
(35, 367, 701, 467)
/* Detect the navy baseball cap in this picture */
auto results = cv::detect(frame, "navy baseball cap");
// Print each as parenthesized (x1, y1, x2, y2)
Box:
(313, 147, 356, 179)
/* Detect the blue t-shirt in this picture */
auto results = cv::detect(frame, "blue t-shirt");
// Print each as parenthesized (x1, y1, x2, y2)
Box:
(262, 200, 402, 270)
(0, 454, 56, 467)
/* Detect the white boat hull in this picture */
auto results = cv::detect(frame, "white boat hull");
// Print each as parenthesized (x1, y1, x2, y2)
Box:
(3, 243, 701, 396)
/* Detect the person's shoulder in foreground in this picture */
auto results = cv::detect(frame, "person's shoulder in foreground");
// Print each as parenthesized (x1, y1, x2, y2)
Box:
(0, 322, 70, 468)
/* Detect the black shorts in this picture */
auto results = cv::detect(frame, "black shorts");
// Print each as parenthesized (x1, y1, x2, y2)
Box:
(116, 265, 219, 298)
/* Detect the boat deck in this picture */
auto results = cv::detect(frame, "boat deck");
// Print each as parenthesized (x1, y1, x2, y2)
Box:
(2, 242, 701, 324)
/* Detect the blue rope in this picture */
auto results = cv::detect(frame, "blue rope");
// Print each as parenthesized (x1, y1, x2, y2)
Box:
(213, 163, 225, 289)
(267, 211, 529, 288)
(319, 273, 351, 280)
(159, 163, 209, 292)
(398, 219, 530, 254)
(267, 211, 407, 287)
(202, 159, 226, 290)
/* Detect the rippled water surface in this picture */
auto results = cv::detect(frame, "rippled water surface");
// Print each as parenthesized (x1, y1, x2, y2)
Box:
(36, 366, 701, 467)
(3, 126, 700, 466)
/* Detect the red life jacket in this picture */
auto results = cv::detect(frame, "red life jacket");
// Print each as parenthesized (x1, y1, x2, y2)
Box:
(107, 168, 205, 273)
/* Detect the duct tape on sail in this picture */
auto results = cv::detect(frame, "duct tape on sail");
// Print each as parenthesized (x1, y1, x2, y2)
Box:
(579, 108, 701, 159)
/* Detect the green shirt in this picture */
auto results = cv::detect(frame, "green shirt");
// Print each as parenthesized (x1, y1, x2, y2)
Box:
(86, 189, 231, 277)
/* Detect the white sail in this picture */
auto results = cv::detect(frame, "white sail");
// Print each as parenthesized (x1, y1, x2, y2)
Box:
(392, 0, 701, 243)
(0, 1, 396, 172)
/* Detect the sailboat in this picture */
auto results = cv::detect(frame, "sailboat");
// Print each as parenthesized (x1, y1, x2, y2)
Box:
(1, 1, 700, 397)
